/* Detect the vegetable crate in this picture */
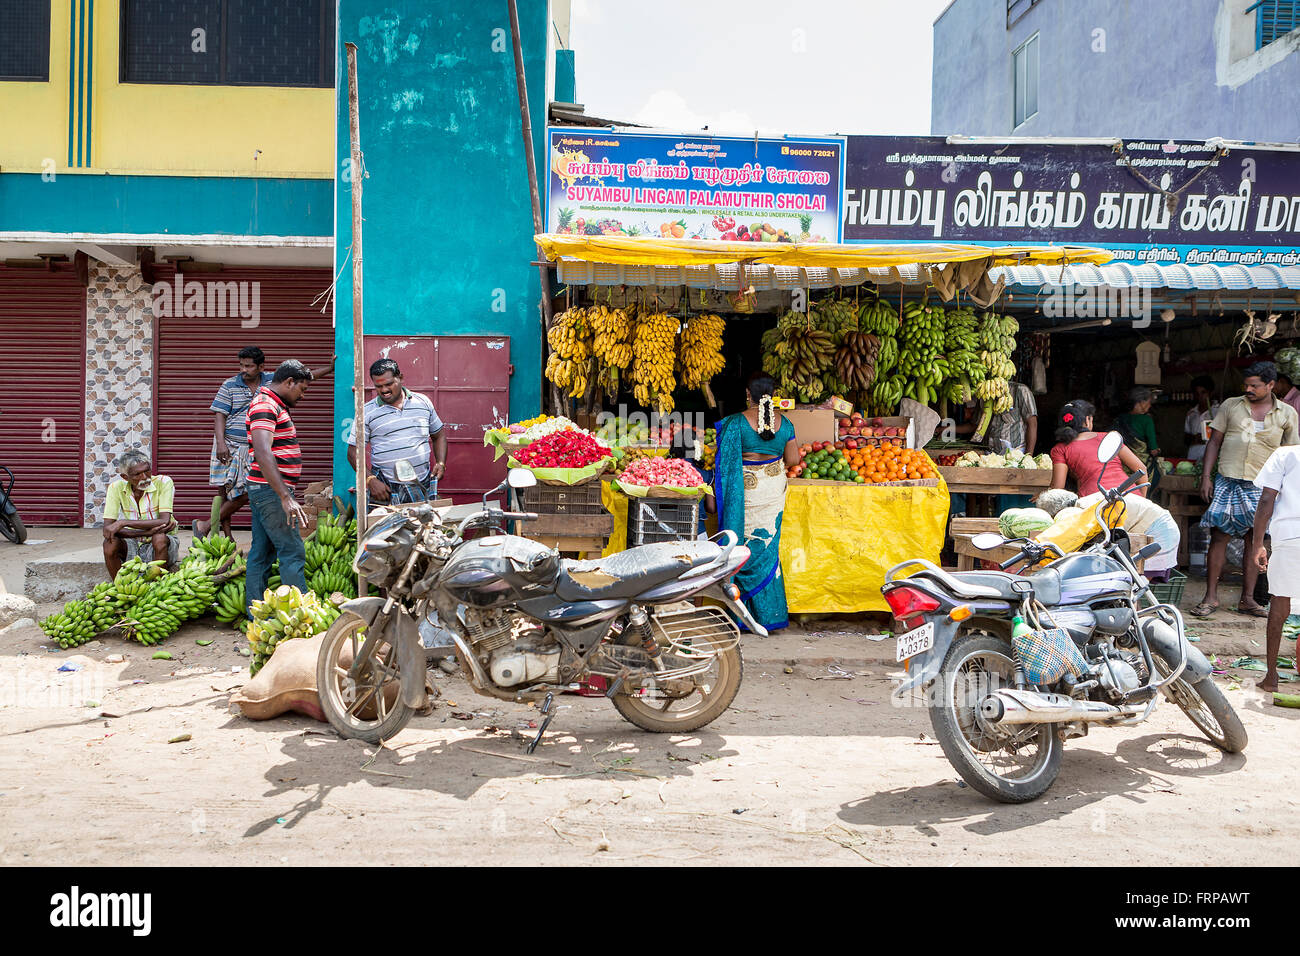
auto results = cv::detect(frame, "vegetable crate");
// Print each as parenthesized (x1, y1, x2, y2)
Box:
(1149, 569, 1187, 606)
(519, 482, 612, 537)
(627, 497, 700, 546)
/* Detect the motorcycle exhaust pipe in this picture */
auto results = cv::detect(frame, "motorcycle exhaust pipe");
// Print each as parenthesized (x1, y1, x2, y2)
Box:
(980, 689, 1145, 725)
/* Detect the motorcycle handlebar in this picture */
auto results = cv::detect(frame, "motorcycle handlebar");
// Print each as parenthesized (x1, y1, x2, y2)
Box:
(1112, 469, 1146, 498)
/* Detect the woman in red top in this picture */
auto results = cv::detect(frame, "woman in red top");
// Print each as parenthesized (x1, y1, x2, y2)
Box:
(1049, 399, 1148, 497)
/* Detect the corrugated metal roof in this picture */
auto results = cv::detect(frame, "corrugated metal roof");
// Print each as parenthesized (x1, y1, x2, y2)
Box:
(990, 263, 1300, 290)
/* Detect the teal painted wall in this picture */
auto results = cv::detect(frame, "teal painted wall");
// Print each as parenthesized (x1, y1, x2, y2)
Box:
(332, 1, 550, 494)
(0, 173, 332, 235)
(555, 49, 576, 103)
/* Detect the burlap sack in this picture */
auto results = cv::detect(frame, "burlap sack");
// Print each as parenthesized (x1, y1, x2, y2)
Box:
(231, 633, 429, 721)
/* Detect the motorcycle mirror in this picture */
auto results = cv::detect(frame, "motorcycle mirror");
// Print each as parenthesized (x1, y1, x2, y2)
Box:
(1096, 430, 1123, 465)
(394, 459, 418, 483)
(507, 468, 537, 490)
(970, 532, 1006, 550)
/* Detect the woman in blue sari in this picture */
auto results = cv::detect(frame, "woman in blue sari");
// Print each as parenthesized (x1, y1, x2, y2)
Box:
(713, 376, 800, 632)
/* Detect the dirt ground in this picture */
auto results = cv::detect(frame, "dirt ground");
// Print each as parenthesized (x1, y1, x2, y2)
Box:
(2, 603, 1296, 866)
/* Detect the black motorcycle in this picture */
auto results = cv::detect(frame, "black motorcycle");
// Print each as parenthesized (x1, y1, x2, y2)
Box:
(0, 412, 26, 544)
(882, 431, 1246, 803)
(316, 468, 762, 744)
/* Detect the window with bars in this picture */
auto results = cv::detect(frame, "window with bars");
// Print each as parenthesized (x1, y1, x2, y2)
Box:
(1249, 0, 1300, 49)
(0, 0, 51, 81)
(120, 0, 334, 87)
(1012, 33, 1039, 129)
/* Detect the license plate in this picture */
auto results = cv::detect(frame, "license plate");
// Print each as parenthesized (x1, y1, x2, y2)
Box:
(896, 621, 935, 662)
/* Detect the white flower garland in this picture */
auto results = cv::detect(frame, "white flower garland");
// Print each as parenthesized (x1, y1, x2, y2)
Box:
(757, 395, 777, 438)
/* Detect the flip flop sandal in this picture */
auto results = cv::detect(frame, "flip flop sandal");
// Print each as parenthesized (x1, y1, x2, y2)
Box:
(1189, 602, 1219, 617)
(1237, 604, 1270, 618)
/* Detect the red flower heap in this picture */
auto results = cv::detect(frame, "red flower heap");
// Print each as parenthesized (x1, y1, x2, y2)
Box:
(514, 430, 610, 469)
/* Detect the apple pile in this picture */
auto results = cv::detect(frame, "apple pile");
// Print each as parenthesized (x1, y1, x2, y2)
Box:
(620, 456, 705, 489)
(838, 413, 906, 443)
(512, 430, 610, 469)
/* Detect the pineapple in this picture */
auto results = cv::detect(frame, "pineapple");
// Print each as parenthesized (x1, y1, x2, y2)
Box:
(557, 207, 575, 234)
(799, 213, 813, 241)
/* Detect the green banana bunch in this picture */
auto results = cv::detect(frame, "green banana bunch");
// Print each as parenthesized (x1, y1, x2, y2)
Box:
(111, 557, 165, 606)
(214, 578, 247, 625)
(858, 298, 900, 336)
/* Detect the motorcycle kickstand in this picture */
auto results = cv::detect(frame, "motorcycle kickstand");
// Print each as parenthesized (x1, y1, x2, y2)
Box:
(526, 692, 556, 755)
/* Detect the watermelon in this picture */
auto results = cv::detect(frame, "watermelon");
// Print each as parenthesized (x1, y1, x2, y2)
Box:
(999, 507, 1054, 538)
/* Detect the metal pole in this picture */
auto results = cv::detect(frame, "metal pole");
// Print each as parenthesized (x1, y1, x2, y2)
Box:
(507, 0, 564, 417)
(346, 43, 368, 593)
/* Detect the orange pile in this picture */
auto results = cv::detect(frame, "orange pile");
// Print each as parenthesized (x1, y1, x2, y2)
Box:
(839, 441, 936, 484)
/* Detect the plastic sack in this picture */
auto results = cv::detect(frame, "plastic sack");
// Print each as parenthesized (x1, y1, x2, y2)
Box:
(1034, 498, 1126, 557)
(1012, 626, 1088, 685)
(780, 477, 950, 613)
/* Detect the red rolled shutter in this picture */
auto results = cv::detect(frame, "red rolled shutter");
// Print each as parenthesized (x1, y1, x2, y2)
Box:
(153, 267, 336, 525)
(0, 267, 86, 525)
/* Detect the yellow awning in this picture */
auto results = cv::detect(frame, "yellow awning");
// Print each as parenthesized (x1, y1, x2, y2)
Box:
(535, 234, 1115, 269)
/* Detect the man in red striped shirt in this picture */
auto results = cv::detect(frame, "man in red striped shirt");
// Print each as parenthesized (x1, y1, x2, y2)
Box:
(245, 360, 313, 616)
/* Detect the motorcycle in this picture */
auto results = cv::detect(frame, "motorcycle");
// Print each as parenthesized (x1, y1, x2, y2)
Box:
(0, 412, 27, 544)
(882, 431, 1246, 803)
(316, 467, 762, 744)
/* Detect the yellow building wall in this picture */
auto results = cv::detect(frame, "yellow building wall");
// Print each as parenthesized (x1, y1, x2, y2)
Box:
(0, 0, 333, 178)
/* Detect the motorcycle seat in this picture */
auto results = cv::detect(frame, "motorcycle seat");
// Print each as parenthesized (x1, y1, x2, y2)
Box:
(556, 540, 720, 601)
(944, 568, 1062, 605)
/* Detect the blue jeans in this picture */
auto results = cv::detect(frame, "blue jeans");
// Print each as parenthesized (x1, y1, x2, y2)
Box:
(246, 483, 307, 616)
(385, 475, 437, 504)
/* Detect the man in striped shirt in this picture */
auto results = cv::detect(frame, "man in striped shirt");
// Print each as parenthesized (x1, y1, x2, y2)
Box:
(245, 360, 313, 616)
(347, 358, 447, 503)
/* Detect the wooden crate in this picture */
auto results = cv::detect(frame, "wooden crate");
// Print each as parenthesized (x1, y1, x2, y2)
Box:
(520, 482, 613, 537)
(939, 466, 1052, 495)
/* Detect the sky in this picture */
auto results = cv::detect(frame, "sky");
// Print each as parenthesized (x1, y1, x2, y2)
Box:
(568, 0, 956, 138)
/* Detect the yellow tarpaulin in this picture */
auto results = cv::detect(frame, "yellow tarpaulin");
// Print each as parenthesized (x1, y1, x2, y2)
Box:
(535, 234, 1114, 269)
(780, 478, 951, 614)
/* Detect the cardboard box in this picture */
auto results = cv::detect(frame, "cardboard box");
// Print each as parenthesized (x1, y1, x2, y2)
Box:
(783, 405, 837, 445)
(836, 415, 916, 449)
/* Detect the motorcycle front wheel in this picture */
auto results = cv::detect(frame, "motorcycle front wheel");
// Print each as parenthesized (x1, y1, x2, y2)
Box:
(0, 508, 26, 544)
(930, 630, 1062, 803)
(611, 645, 743, 733)
(316, 612, 414, 744)
(1151, 652, 1247, 753)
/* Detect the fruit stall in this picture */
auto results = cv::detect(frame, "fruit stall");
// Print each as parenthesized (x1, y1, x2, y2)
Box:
(527, 235, 1114, 610)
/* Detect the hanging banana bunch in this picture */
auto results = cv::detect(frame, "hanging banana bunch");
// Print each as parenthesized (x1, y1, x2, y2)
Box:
(590, 303, 634, 393)
(545, 307, 595, 398)
(678, 312, 726, 390)
(631, 311, 679, 412)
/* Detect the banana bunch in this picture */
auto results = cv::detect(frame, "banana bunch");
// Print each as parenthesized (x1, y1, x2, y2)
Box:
(188, 532, 237, 565)
(897, 302, 947, 377)
(120, 564, 218, 645)
(590, 304, 634, 393)
(833, 329, 882, 392)
(246, 586, 343, 678)
(631, 311, 679, 412)
(875, 334, 899, 377)
(307, 511, 358, 601)
(39, 583, 122, 649)
(859, 298, 901, 336)
(767, 310, 835, 403)
(111, 557, 167, 607)
(811, 298, 857, 334)
(214, 578, 247, 626)
(944, 307, 980, 352)
(314, 512, 350, 551)
(678, 312, 726, 389)
(869, 373, 908, 412)
(979, 350, 1017, 381)
(545, 308, 595, 398)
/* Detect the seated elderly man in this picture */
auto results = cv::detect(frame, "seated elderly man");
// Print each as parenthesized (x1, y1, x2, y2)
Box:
(102, 450, 180, 577)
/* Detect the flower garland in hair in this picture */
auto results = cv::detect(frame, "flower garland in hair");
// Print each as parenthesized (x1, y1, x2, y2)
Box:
(757, 395, 777, 439)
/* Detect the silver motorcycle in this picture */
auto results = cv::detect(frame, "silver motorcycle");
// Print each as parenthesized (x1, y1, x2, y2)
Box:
(882, 431, 1247, 802)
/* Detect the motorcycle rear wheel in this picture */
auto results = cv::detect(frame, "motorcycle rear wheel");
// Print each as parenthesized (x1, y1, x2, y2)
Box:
(930, 630, 1062, 803)
(0, 509, 26, 544)
(1151, 652, 1247, 753)
(611, 645, 742, 733)
(316, 612, 414, 744)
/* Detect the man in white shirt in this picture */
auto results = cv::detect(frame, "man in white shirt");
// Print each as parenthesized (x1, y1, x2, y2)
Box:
(1252, 445, 1300, 692)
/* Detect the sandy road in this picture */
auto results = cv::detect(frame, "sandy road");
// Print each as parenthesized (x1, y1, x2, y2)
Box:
(1, 614, 1296, 866)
